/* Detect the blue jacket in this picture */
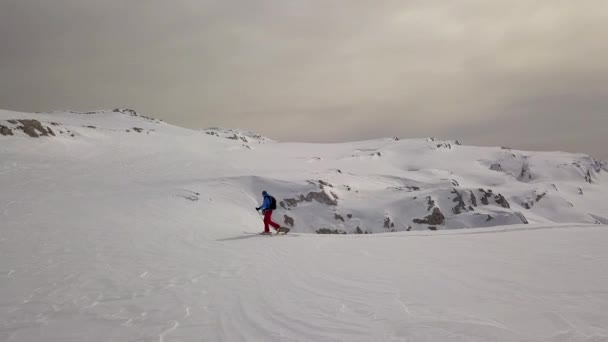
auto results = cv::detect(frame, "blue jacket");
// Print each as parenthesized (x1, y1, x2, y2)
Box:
(259, 195, 271, 211)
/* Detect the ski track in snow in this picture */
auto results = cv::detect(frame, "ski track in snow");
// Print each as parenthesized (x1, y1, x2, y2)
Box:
(1, 109, 608, 341)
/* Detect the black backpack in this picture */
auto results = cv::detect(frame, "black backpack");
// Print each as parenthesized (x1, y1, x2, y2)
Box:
(269, 195, 277, 210)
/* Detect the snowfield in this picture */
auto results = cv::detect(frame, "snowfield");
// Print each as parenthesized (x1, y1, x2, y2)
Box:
(1, 109, 607, 341)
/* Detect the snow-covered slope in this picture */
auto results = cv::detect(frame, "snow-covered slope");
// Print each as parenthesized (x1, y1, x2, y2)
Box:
(1, 109, 607, 341)
(2, 108, 606, 234)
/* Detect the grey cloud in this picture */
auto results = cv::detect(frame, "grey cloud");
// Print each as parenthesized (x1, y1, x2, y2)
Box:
(1, 1, 607, 159)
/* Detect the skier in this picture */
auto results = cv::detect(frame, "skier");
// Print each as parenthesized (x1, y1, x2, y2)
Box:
(256, 190, 287, 234)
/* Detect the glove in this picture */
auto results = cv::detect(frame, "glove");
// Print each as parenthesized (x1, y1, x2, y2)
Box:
(255, 207, 260, 211)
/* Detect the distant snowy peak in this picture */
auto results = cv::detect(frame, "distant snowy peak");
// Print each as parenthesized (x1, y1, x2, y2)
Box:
(479, 148, 605, 185)
(202, 127, 274, 144)
(0, 108, 168, 139)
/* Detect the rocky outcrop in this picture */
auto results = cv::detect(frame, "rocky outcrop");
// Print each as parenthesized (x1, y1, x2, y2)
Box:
(479, 189, 491, 205)
(384, 217, 395, 229)
(452, 190, 467, 214)
(413, 207, 446, 225)
(489, 163, 503, 172)
(282, 189, 339, 208)
(436, 143, 452, 150)
(316, 228, 346, 234)
(494, 194, 510, 209)
(2, 119, 56, 138)
(585, 170, 593, 184)
(426, 196, 435, 211)
(522, 191, 547, 209)
(21, 119, 55, 137)
(284, 215, 294, 227)
(0, 125, 13, 136)
(469, 191, 478, 207)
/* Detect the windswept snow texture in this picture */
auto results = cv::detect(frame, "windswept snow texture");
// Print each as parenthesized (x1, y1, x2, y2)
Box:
(1, 109, 608, 341)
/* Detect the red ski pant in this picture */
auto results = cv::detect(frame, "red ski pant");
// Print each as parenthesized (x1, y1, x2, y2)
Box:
(263, 210, 281, 232)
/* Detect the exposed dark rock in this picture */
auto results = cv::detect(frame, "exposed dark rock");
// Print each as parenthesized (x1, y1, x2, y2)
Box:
(318, 180, 334, 188)
(451, 189, 467, 214)
(7, 120, 18, 124)
(18, 120, 51, 137)
(578, 187, 584, 195)
(384, 217, 391, 229)
(132, 127, 144, 133)
(282, 189, 338, 207)
(347, 214, 353, 219)
(451, 179, 460, 187)
(356, 227, 363, 234)
(84, 125, 96, 129)
(316, 228, 346, 234)
(428, 226, 437, 231)
(308, 190, 338, 205)
(426, 196, 435, 211)
(489, 163, 503, 172)
(485, 215, 494, 222)
(523, 191, 544, 209)
(413, 207, 445, 225)
(585, 170, 593, 184)
(494, 194, 510, 209)
(0, 125, 13, 136)
(406, 226, 412, 231)
(479, 189, 492, 205)
(284, 215, 294, 227)
(535, 192, 547, 202)
(283, 198, 298, 207)
(470, 191, 478, 207)
(334, 213, 345, 222)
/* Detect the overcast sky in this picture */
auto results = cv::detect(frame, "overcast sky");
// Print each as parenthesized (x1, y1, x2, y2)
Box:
(1, 1, 607, 158)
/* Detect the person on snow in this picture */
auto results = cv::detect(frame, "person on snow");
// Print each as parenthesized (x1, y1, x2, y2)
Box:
(256, 190, 286, 234)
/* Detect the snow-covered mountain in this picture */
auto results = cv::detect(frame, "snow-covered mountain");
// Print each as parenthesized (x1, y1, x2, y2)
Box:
(2, 108, 607, 234)
(2, 108, 608, 341)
